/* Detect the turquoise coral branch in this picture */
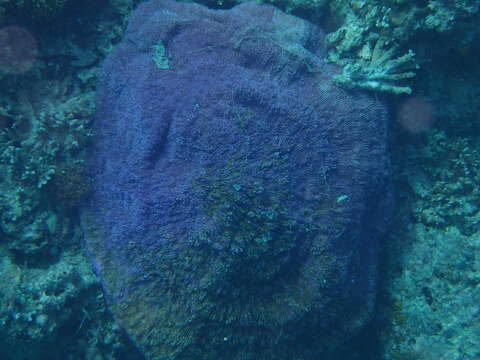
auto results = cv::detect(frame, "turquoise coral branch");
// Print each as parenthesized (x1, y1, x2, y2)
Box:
(333, 39, 418, 94)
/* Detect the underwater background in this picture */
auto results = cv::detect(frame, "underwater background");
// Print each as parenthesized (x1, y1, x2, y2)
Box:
(0, 0, 479, 359)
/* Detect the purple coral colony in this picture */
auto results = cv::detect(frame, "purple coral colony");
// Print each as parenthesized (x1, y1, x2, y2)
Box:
(83, 0, 392, 359)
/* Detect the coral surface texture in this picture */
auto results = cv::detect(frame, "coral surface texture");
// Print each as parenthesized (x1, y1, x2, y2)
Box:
(83, 1, 392, 359)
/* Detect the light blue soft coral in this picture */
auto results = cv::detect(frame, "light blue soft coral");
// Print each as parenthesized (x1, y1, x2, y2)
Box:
(332, 39, 417, 94)
(325, 0, 480, 95)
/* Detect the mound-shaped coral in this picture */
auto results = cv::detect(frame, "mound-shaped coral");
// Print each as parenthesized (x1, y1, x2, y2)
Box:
(83, 1, 392, 359)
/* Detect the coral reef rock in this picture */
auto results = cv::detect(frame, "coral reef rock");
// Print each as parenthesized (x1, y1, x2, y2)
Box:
(83, 1, 392, 359)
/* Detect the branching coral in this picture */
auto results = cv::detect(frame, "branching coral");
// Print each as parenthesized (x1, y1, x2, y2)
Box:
(0, 79, 93, 255)
(332, 39, 417, 94)
(325, 0, 479, 95)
